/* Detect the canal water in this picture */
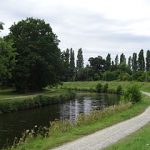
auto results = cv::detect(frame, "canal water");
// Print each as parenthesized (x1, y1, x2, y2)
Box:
(0, 93, 119, 149)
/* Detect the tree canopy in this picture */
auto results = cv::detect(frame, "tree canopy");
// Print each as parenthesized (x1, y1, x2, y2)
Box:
(8, 18, 62, 92)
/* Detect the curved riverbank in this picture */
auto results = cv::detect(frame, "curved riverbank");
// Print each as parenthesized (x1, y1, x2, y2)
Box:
(8, 93, 150, 150)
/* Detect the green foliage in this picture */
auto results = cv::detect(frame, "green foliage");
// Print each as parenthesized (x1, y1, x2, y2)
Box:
(96, 83, 102, 93)
(128, 56, 132, 70)
(103, 71, 117, 81)
(103, 83, 109, 93)
(138, 49, 145, 71)
(0, 38, 16, 86)
(124, 85, 141, 103)
(88, 56, 106, 72)
(0, 22, 4, 30)
(61, 49, 70, 81)
(8, 18, 62, 92)
(76, 48, 84, 71)
(105, 53, 111, 70)
(132, 53, 138, 71)
(146, 50, 150, 71)
(119, 73, 131, 81)
(116, 85, 123, 95)
(69, 48, 75, 80)
(115, 55, 119, 65)
(120, 53, 126, 65)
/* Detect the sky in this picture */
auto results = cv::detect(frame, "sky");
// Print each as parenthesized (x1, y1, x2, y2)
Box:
(1, 0, 150, 64)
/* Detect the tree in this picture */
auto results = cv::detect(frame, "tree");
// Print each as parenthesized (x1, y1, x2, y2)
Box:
(128, 56, 132, 70)
(138, 49, 145, 71)
(0, 38, 16, 86)
(9, 18, 62, 92)
(76, 48, 84, 71)
(88, 56, 106, 72)
(132, 53, 138, 72)
(146, 50, 150, 71)
(105, 53, 111, 70)
(120, 53, 126, 64)
(0, 22, 3, 31)
(69, 48, 75, 80)
(115, 55, 119, 65)
(61, 49, 70, 81)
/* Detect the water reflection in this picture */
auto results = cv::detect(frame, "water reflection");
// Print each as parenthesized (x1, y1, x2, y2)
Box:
(0, 93, 119, 149)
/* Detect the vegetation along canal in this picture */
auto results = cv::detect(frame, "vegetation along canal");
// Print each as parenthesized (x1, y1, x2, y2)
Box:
(0, 93, 120, 149)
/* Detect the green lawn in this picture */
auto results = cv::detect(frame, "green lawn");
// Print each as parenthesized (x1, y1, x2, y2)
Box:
(0, 88, 66, 100)
(61, 81, 150, 92)
(105, 123, 150, 150)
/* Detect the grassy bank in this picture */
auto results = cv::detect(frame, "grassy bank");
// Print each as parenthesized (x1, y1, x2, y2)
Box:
(0, 89, 75, 113)
(105, 123, 150, 150)
(61, 81, 150, 92)
(9, 94, 150, 150)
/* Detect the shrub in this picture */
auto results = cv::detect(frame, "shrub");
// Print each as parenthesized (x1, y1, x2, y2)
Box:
(103, 83, 108, 93)
(116, 85, 123, 95)
(96, 83, 102, 93)
(124, 85, 141, 103)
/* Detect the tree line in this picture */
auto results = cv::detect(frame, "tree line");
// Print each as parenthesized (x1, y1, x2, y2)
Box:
(0, 18, 150, 93)
(61, 48, 150, 82)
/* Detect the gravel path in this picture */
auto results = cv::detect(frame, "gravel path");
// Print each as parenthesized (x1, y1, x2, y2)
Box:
(51, 92, 150, 150)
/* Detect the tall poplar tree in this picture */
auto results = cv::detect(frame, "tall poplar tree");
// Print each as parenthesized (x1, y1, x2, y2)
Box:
(105, 53, 111, 70)
(132, 53, 138, 71)
(69, 48, 75, 79)
(0, 22, 3, 30)
(115, 55, 119, 65)
(76, 48, 84, 70)
(120, 53, 126, 64)
(61, 49, 70, 81)
(138, 49, 145, 71)
(128, 56, 132, 70)
(146, 50, 150, 71)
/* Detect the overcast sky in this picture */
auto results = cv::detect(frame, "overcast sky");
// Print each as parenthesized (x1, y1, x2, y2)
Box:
(1, 0, 150, 64)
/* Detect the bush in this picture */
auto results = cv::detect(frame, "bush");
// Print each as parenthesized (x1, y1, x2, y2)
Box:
(116, 85, 123, 95)
(96, 83, 102, 93)
(103, 83, 108, 93)
(124, 85, 141, 103)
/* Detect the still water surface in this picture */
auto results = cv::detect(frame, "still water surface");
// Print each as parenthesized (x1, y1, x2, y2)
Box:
(0, 93, 119, 149)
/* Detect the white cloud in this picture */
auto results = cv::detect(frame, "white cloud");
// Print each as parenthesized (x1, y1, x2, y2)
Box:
(1, 0, 150, 64)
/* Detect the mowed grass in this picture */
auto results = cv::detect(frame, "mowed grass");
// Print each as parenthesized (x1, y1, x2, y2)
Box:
(105, 123, 150, 150)
(9, 94, 150, 150)
(0, 88, 66, 100)
(61, 81, 150, 92)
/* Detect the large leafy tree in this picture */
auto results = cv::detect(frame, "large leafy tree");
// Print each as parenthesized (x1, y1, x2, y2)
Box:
(138, 49, 145, 71)
(9, 18, 62, 92)
(89, 56, 106, 72)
